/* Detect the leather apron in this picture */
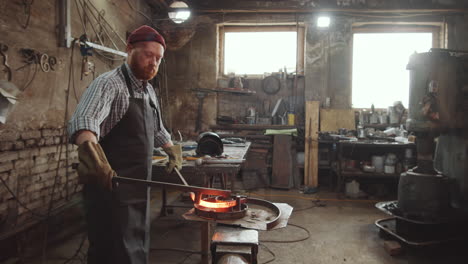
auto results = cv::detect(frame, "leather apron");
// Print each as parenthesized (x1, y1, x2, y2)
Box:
(84, 64, 156, 264)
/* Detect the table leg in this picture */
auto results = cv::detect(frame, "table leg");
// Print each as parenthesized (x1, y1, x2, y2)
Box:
(230, 173, 235, 191)
(201, 221, 211, 264)
(159, 188, 167, 217)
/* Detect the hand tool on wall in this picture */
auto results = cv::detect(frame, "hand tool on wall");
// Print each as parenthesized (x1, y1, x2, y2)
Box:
(0, 44, 12, 81)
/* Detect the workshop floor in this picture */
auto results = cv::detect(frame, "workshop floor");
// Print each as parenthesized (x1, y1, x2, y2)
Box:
(13, 187, 468, 264)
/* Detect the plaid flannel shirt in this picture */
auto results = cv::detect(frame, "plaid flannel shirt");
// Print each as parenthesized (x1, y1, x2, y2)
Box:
(68, 63, 171, 147)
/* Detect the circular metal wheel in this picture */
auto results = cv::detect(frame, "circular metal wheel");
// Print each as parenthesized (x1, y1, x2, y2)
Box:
(262, 76, 281, 95)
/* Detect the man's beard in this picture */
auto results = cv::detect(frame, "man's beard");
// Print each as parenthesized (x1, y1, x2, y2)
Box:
(131, 64, 157, 81)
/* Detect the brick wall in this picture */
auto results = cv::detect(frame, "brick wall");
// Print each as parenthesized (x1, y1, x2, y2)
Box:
(0, 0, 154, 243)
(0, 127, 79, 229)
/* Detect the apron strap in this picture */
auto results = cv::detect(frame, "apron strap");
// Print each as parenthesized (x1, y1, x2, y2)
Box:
(120, 64, 135, 98)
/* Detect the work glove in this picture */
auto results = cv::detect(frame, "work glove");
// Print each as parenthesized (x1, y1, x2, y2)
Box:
(77, 141, 115, 190)
(163, 144, 183, 173)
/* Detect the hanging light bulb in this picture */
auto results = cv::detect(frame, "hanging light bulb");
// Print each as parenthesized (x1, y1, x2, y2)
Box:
(317, 16, 331, 28)
(168, 1, 191, 24)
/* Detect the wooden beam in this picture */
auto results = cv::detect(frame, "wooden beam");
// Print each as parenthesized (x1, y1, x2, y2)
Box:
(305, 101, 319, 188)
(194, 8, 468, 14)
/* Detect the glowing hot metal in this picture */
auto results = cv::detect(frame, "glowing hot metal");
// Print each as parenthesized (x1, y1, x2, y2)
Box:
(198, 197, 237, 209)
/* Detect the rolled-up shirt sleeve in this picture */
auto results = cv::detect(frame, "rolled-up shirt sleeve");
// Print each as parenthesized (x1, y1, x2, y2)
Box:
(68, 77, 116, 143)
(154, 126, 171, 147)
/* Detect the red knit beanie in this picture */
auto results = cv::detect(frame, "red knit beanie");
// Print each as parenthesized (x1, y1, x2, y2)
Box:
(127, 25, 166, 50)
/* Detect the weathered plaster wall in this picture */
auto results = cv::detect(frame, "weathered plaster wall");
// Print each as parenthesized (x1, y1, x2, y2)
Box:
(164, 19, 219, 135)
(0, 0, 152, 241)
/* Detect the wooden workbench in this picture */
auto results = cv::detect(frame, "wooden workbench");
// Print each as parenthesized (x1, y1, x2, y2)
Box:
(151, 142, 251, 189)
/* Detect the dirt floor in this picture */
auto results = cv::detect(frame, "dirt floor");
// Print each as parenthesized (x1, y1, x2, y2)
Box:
(5, 187, 468, 264)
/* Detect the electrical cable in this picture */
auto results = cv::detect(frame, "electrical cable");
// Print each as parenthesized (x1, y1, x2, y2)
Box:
(0, 174, 46, 219)
(55, 232, 87, 264)
(81, 0, 120, 51)
(74, 0, 88, 36)
(259, 243, 276, 264)
(41, 38, 77, 264)
(293, 199, 326, 212)
(85, 0, 127, 46)
(76, 0, 107, 49)
(70, 42, 80, 103)
(260, 223, 310, 243)
(22, 62, 38, 91)
(75, 0, 125, 63)
(247, 192, 382, 203)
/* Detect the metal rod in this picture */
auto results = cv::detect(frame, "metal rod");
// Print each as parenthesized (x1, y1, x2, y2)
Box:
(84, 0, 127, 46)
(75, 0, 109, 49)
(79, 0, 120, 51)
(174, 168, 189, 186)
(113, 176, 231, 197)
(82, 41, 127, 57)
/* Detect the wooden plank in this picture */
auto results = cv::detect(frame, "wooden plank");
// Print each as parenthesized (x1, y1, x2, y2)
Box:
(320, 109, 356, 132)
(305, 101, 320, 188)
(271, 135, 294, 189)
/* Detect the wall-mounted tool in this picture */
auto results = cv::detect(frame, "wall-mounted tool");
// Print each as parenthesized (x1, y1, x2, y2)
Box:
(0, 44, 12, 81)
(40, 53, 50, 72)
(262, 75, 281, 95)
(0, 80, 19, 124)
(0, 43, 20, 124)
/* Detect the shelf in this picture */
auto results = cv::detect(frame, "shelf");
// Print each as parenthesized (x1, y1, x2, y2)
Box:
(341, 171, 401, 178)
(211, 124, 296, 131)
(191, 88, 256, 95)
(215, 88, 256, 95)
(339, 141, 415, 148)
(363, 124, 400, 129)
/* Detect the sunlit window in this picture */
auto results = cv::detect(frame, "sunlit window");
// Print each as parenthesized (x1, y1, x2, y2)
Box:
(352, 32, 433, 108)
(223, 31, 297, 75)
